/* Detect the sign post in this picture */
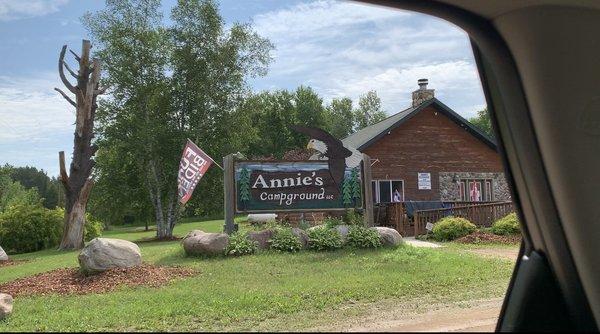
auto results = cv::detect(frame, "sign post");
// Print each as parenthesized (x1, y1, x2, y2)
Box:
(362, 153, 374, 227)
(223, 154, 238, 234)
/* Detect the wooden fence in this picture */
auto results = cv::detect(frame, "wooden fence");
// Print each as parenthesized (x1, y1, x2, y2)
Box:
(375, 201, 514, 236)
(413, 201, 514, 236)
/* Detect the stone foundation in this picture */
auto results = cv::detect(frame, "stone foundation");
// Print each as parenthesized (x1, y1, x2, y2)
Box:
(439, 172, 511, 201)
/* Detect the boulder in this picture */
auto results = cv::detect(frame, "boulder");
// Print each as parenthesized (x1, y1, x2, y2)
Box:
(247, 213, 277, 223)
(372, 227, 403, 247)
(182, 230, 229, 256)
(78, 238, 142, 273)
(0, 294, 12, 320)
(0, 246, 8, 262)
(291, 228, 309, 248)
(247, 229, 275, 250)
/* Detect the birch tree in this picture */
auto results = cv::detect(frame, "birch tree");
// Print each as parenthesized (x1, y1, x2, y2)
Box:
(84, 0, 271, 239)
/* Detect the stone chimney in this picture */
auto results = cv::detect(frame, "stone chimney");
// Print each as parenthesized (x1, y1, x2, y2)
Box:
(412, 78, 435, 107)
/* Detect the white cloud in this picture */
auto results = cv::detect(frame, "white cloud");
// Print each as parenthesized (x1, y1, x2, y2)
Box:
(0, 0, 69, 22)
(0, 74, 75, 141)
(251, 0, 486, 117)
(0, 73, 76, 175)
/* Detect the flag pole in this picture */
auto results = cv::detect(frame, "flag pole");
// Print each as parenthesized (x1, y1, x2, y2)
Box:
(211, 159, 224, 171)
(187, 138, 224, 171)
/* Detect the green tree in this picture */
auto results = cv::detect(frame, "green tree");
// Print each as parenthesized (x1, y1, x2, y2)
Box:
(169, 0, 272, 219)
(326, 97, 354, 139)
(468, 108, 494, 138)
(1, 165, 61, 209)
(84, 0, 175, 238)
(237, 90, 299, 158)
(0, 174, 42, 213)
(354, 91, 387, 131)
(294, 86, 328, 130)
(84, 0, 272, 238)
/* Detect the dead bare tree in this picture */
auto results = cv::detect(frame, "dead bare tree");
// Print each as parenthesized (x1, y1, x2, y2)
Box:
(55, 39, 107, 250)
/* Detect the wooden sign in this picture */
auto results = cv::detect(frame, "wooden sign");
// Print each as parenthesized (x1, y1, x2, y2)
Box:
(234, 161, 363, 213)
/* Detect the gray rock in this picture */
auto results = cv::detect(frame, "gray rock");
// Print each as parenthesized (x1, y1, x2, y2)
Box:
(372, 226, 403, 247)
(291, 228, 309, 248)
(247, 229, 275, 250)
(334, 225, 350, 242)
(0, 294, 12, 320)
(247, 213, 277, 223)
(182, 230, 229, 256)
(0, 246, 8, 262)
(78, 238, 142, 273)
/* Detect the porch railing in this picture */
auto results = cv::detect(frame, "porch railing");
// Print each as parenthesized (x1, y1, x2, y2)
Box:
(413, 201, 514, 236)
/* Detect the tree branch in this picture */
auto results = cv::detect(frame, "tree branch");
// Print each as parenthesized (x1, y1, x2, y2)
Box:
(58, 45, 78, 94)
(62, 61, 79, 79)
(58, 151, 71, 192)
(94, 86, 108, 95)
(79, 178, 94, 202)
(69, 49, 81, 62)
(54, 88, 76, 108)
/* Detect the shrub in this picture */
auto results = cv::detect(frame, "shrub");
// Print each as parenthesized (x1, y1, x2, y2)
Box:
(323, 216, 344, 229)
(85, 213, 104, 241)
(492, 213, 521, 235)
(298, 219, 311, 231)
(270, 228, 303, 252)
(227, 232, 258, 256)
(432, 216, 477, 241)
(52, 208, 105, 242)
(347, 225, 382, 248)
(0, 204, 63, 253)
(344, 209, 364, 226)
(307, 227, 343, 251)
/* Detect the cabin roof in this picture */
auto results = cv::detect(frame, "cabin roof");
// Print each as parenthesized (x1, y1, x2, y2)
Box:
(342, 98, 497, 151)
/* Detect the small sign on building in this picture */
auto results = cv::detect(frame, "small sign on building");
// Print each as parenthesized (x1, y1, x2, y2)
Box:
(426, 222, 434, 231)
(418, 172, 431, 190)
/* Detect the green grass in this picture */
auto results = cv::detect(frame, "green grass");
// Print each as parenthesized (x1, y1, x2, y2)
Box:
(0, 219, 516, 332)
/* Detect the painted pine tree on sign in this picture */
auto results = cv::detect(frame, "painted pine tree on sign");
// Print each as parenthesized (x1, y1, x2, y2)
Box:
(54, 40, 107, 250)
(239, 168, 251, 209)
(342, 175, 353, 206)
(350, 168, 362, 206)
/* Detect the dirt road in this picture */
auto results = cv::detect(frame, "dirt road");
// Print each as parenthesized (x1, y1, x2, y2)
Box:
(311, 298, 503, 332)
(347, 298, 502, 332)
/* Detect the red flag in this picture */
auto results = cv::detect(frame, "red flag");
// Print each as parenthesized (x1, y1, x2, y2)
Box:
(177, 139, 214, 204)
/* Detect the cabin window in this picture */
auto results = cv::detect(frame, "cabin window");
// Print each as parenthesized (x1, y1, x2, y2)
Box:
(459, 179, 493, 201)
(372, 180, 404, 203)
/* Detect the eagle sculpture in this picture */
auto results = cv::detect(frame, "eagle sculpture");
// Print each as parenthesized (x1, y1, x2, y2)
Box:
(291, 125, 363, 187)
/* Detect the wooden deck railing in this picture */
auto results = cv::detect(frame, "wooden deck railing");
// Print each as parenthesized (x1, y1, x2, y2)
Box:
(413, 201, 514, 236)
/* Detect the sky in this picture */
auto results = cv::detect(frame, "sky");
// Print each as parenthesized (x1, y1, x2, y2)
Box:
(0, 0, 487, 177)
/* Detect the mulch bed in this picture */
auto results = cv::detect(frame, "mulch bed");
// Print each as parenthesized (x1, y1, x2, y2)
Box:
(0, 259, 29, 268)
(0, 264, 195, 297)
(456, 230, 521, 244)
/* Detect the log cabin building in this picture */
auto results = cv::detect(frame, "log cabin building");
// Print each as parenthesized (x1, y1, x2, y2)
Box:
(343, 79, 511, 205)
(278, 79, 513, 233)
